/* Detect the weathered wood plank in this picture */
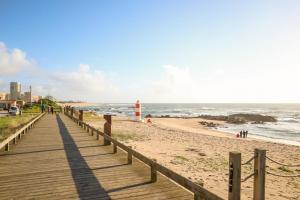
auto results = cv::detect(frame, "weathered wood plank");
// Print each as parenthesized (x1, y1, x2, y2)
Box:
(0, 114, 194, 200)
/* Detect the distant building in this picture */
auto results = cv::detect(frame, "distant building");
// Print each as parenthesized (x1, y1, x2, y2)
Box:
(24, 86, 32, 103)
(25, 92, 32, 103)
(0, 93, 8, 100)
(10, 82, 21, 100)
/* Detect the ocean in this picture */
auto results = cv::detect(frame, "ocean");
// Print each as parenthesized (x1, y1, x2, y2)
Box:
(78, 103, 300, 146)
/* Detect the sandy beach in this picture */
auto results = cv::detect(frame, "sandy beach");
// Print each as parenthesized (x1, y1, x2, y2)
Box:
(85, 114, 300, 200)
(59, 102, 98, 107)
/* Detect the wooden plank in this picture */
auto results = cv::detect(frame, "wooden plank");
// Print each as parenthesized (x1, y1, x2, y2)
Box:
(0, 113, 195, 200)
(73, 113, 223, 200)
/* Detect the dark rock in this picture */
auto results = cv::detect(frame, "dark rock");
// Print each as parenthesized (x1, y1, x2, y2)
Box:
(199, 121, 219, 127)
(159, 115, 171, 118)
(198, 113, 276, 124)
(198, 152, 207, 156)
(251, 121, 265, 124)
(145, 114, 152, 118)
(228, 114, 277, 123)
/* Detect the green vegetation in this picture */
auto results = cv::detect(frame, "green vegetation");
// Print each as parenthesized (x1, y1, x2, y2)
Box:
(0, 113, 38, 141)
(40, 99, 61, 112)
(22, 104, 41, 113)
(21, 98, 61, 114)
(174, 155, 189, 161)
(112, 131, 144, 142)
(278, 166, 293, 173)
(170, 155, 189, 165)
(0, 98, 62, 142)
(83, 112, 103, 122)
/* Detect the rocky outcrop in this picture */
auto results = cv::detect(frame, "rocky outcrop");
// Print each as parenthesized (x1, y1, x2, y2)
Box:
(228, 114, 277, 123)
(199, 121, 219, 127)
(199, 113, 277, 124)
(145, 114, 153, 118)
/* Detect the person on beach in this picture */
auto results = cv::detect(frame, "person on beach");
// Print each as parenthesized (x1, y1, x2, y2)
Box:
(242, 130, 246, 138)
(245, 130, 248, 138)
(239, 131, 243, 138)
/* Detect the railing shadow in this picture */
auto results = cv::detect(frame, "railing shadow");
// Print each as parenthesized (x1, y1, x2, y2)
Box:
(56, 115, 111, 200)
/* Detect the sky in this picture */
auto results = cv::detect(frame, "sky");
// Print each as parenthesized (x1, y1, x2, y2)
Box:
(0, 0, 300, 103)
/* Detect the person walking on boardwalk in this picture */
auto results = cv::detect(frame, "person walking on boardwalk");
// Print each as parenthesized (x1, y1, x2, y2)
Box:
(51, 106, 54, 115)
(41, 104, 45, 113)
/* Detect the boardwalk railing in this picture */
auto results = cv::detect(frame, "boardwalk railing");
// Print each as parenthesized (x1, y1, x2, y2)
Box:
(0, 113, 45, 151)
(229, 148, 300, 200)
(64, 106, 223, 200)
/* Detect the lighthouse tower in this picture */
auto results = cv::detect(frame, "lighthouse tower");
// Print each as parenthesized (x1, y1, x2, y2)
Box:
(135, 100, 142, 121)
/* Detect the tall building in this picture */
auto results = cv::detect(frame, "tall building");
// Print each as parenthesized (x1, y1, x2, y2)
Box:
(10, 82, 21, 100)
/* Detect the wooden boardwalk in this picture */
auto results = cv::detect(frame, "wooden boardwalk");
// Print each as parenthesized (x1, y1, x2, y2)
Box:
(0, 114, 193, 200)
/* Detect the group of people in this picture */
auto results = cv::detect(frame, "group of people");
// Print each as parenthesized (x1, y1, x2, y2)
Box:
(41, 104, 54, 114)
(237, 130, 248, 138)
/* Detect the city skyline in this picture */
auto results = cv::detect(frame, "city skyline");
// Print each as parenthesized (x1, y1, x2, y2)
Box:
(0, 81, 38, 103)
(1, 1, 300, 103)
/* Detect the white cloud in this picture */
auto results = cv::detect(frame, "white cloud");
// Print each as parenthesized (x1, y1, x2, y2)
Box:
(45, 64, 119, 102)
(144, 65, 199, 102)
(0, 42, 36, 75)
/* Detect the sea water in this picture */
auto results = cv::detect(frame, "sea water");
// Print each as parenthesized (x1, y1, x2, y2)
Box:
(78, 103, 300, 146)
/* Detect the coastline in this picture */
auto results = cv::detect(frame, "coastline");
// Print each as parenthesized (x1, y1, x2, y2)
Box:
(85, 114, 300, 199)
(58, 102, 98, 107)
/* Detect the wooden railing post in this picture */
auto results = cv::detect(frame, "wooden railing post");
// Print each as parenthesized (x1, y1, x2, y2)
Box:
(113, 143, 117, 153)
(5, 143, 10, 151)
(104, 115, 112, 145)
(253, 149, 266, 200)
(194, 192, 204, 200)
(228, 151, 241, 200)
(79, 110, 83, 121)
(91, 129, 94, 136)
(150, 162, 157, 183)
(128, 146, 132, 164)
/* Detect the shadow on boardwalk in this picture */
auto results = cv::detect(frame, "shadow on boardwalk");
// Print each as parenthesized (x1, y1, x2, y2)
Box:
(56, 115, 111, 200)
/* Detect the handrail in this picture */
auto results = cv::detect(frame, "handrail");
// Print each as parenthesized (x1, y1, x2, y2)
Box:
(65, 112, 224, 200)
(0, 113, 45, 150)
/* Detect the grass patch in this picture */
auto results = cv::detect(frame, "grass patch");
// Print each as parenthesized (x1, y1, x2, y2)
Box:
(0, 113, 38, 141)
(83, 112, 102, 122)
(278, 166, 293, 173)
(195, 157, 228, 172)
(112, 131, 143, 142)
(170, 155, 189, 165)
(174, 155, 189, 161)
(22, 104, 41, 113)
